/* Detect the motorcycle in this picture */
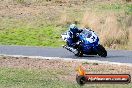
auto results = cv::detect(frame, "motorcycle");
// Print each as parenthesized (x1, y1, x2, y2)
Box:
(61, 28, 107, 57)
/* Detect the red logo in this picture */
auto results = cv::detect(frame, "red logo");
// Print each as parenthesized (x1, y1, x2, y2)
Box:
(76, 65, 131, 85)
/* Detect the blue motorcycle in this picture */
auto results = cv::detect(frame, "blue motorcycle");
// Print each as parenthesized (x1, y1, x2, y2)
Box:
(61, 29, 107, 57)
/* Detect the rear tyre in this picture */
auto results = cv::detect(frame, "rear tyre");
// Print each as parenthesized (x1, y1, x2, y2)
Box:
(97, 44, 107, 57)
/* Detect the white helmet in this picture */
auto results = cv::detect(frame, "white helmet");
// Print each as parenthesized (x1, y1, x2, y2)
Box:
(69, 24, 77, 29)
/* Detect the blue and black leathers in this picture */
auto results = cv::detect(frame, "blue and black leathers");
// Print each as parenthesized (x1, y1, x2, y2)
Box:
(67, 28, 83, 48)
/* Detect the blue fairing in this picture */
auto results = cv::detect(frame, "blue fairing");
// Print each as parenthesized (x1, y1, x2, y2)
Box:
(79, 30, 99, 54)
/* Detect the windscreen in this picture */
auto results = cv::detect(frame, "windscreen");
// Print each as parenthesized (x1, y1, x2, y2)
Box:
(80, 30, 92, 38)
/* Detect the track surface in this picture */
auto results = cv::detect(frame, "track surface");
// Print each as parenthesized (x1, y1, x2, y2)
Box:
(0, 45, 132, 64)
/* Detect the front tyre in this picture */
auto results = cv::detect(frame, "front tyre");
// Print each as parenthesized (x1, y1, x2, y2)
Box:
(97, 44, 107, 57)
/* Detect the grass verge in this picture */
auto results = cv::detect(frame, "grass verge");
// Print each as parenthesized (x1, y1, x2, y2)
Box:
(0, 26, 65, 47)
(0, 67, 80, 88)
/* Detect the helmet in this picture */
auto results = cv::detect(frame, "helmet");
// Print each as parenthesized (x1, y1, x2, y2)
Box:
(69, 24, 77, 29)
(69, 24, 78, 33)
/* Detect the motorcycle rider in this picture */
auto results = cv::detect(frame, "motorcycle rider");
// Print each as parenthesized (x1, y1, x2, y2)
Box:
(63, 24, 83, 54)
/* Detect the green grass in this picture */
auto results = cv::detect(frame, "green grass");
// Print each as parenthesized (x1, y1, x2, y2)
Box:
(0, 26, 65, 47)
(126, 4, 132, 14)
(98, 3, 132, 14)
(0, 67, 131, 88)
(0, 67, 77, 88)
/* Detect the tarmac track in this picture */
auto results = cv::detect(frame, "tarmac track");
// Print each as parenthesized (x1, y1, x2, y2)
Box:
(0, 45, 132, 64)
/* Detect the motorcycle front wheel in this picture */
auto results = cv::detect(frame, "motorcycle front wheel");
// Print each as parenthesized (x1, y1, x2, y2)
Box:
(97, 44, 107, 57)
